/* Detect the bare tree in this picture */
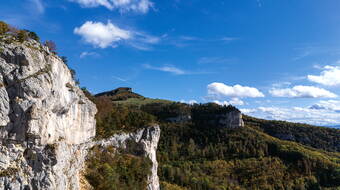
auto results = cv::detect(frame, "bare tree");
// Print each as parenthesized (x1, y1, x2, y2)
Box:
(44, 40, 57, 53)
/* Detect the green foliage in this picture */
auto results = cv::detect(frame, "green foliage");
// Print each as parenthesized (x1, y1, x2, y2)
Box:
(157, 121, 340, 190)
(161, 181, 188, 190)
(191, 103, 239, 128)
(25, 30, 40, 41)
(93, 96, 156, 139)
(0, 21, 41, 44)
(85, 146, 152, 190)
(0, 21, 9, 35)
(141, 102, 191, 121)
(95, 87, 144, 101)
(16, 30, 28, 43)
(151, 103, 340, 190)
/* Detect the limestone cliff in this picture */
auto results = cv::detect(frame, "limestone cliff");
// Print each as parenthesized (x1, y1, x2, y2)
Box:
(0, 39, 97, 189)
(0, 40, 160, 190)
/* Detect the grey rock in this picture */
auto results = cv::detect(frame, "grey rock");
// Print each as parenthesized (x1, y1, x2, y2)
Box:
(0, 40, 97, 190)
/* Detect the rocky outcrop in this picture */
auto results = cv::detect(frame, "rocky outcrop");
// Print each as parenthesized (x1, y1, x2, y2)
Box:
(95, 125, 161, 190)
(0, 40, 97, 189)
(218, 110, 245, 128)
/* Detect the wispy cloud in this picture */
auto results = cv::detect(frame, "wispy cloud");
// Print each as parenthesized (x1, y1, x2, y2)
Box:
(293, 46, 340, 61)
(221, 37, 239, 42)
(68, 0, 154, 13)
(160, 34, 239, 48)
(112, 75, 135, 85)
(143, 64, 186, 75)
(143, 64, 211, 75)
(80, 51, 99, 58)
(30, 0, 44, 14)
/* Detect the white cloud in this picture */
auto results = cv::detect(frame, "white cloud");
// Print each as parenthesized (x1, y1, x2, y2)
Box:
(143, 64, 186, 75)
(213, 98, 245, 106)
(69, 0, 153, 13)
(180, 100, 198, 105)
(74, 21, 160, 49)
(269, 85, 337, 98)
(241, 106, 340, 126)
(207, 82, 265, 99)
(74, 21, 131, 48)
(307, 65, 340, 86)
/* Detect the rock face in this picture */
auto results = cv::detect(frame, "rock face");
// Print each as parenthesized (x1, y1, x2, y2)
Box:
(95, 125, 161, 190)
(218, 110, 245, 128)
(0, 40, 97, 189)
(0, 40, 161, 190)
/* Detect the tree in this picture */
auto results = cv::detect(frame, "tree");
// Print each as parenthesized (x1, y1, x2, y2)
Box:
(25, 30, 40, 42)
(44, 40, 57, 53)
(0, 21, 9, 35)
(17, 30, 28, 43)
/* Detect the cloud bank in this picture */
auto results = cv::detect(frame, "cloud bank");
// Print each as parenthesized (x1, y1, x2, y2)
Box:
(269, 85, 337, 98)
(242, 106, 340, 126)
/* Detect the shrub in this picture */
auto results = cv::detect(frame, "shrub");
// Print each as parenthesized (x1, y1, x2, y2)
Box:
(26, 30, 40, 42)
(17, 30, 28, 43)
(0, 21, 9, 35)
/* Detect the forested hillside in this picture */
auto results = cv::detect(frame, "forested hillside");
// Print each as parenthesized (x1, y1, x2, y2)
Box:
(244, 116, 340, 152)
(87, 88, 340, 190)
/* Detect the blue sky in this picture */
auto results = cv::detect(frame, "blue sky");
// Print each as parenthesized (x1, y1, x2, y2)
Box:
(2, 0, 340, 126)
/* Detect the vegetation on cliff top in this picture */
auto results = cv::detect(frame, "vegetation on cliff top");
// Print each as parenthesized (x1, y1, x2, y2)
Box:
(85, 145, 152, 190)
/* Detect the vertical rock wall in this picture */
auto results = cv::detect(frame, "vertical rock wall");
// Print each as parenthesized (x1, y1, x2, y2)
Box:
(0, 40, 97, 189)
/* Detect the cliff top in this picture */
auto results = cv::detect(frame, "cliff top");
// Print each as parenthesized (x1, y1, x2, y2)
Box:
(95, 87, 144, 101)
